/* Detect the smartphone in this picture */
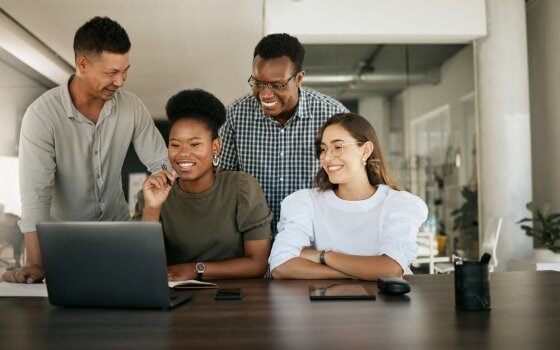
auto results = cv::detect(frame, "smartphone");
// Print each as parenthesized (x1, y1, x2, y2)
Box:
(215, 288, 242, 300)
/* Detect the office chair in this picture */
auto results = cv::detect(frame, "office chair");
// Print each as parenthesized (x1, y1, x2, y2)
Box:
(434, 216, 502, 274)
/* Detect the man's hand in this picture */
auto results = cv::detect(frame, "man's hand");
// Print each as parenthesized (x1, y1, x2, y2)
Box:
(2, 264, 44, 284)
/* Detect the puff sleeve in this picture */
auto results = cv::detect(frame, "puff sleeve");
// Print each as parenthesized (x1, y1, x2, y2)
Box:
(269, 189, 315, 271)
(378, 191, 428, 274)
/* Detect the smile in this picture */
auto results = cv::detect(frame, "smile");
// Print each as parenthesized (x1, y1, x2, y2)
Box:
(326, 165, 343, 173)
(177, 162, 195, 171)
(261, 101, 278, 108)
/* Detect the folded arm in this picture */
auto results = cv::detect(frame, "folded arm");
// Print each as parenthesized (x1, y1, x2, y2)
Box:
(271, 248, 401, 280)
(167, 239, 271, 280)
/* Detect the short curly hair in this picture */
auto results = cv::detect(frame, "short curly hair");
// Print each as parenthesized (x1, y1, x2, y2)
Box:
(165, 89, 226, 139)
(253, 33, 305, 72)
(74, 16, 130, 57)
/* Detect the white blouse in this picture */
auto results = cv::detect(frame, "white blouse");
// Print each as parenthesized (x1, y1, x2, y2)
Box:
(269, 185, 428, 275)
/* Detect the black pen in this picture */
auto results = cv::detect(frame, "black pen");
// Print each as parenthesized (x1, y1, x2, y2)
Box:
(161, 164, 173, 186)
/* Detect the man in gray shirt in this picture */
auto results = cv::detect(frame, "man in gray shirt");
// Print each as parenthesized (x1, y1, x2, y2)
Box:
(2, 17, 170, 284)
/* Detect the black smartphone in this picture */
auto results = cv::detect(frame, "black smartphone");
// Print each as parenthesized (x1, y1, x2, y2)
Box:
(215, 288, 242, 300)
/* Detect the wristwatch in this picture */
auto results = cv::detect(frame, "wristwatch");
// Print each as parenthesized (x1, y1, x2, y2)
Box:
(319, 250, 331, 265)
(195, 262, 206, 280)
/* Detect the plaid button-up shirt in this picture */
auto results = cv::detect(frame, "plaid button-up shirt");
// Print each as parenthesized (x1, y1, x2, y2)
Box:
(220, 88, 348, 234)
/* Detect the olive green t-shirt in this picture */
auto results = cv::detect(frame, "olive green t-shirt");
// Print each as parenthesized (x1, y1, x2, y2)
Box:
(136, 171, 272, 265)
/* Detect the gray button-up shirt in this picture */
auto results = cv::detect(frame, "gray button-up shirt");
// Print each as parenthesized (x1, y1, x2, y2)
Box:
(18, 77, 170, 233)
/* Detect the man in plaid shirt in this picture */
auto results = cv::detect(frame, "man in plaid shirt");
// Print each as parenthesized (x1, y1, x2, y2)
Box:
(219, 33, 348, 235)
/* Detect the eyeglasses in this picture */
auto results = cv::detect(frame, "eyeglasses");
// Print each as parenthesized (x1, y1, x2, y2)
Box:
(317, 142, 363, 160)
(247, 72, 297, 92)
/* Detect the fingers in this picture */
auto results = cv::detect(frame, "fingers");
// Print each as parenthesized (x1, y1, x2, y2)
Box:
(165, 171, 176, 186)
(26, 266, 45, 284)
(167, 269, 179, 281)
(2, 270, 16, 283)
(3, 266, 44, 284)
(144, 171, 174, 191)
(16, 266, 43, 283)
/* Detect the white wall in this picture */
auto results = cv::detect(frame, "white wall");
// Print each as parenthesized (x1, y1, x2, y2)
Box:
(265, 0, 486, 43)
(0, 59, 47, 157)
(0, 59, 47, 216)
(527, 0, 560, 212)
(358, 96, 390, 153)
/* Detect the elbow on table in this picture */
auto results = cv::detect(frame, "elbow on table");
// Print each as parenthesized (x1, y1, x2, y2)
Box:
(378, 262, 404, 279)
(270, 264, 290, 279)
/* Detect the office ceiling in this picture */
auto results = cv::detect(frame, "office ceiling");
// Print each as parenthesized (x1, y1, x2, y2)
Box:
(303, 44, 465, 100)
(0, 0, 466, 117)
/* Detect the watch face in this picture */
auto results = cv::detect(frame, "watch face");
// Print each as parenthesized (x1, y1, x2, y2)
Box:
(196, 262, 206, 273)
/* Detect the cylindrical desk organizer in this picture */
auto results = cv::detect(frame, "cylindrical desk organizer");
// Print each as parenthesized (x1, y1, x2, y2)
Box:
(454, 260, 491, 311)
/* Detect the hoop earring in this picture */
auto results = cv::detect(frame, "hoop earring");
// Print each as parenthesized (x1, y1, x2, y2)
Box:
(212, 155, 220, 167)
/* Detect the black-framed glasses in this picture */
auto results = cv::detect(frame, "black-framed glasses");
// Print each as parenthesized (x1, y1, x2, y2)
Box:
(247, 72, 298, 92)
(317, 141, 364, 160)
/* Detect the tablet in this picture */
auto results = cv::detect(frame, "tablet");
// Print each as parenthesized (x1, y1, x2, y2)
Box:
(309, 284, 376, 301)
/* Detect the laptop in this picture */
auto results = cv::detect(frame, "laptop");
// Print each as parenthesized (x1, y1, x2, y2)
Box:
(37, 221, 193, 310)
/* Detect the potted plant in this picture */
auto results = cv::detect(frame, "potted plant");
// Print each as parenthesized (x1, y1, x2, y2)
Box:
(517, 202, 560, 257)
(451, 186, 478, 258)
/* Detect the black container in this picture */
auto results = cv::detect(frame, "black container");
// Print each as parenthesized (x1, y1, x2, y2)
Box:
(454, 260, 491, 311)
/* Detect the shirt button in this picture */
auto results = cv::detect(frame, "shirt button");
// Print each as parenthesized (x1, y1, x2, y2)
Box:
(279, 177, 284, 181)
(279, 129, 285, 134)
(280, 152, 284, 157)
(94, 150, 98, 155)
(96, 174, 100, 179)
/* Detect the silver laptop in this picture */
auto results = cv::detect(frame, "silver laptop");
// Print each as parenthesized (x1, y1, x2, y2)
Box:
(37, 221, 193, 310)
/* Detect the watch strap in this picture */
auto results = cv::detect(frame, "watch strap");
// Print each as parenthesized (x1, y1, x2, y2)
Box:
(319, 250, 330, 265)
(195, 262, 205, 281)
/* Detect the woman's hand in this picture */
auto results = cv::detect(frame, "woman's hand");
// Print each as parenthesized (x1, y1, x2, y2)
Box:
(167, 263, 196, 281)
(142, 170, 175, 210)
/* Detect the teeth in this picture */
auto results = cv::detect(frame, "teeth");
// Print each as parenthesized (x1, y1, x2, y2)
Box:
(328, 165, 343, 172)
(262, 101, 277, 107)
(178, 162, 194, 168)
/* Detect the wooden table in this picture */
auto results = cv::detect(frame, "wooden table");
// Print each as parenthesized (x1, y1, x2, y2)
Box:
(1, 271, 559, 350)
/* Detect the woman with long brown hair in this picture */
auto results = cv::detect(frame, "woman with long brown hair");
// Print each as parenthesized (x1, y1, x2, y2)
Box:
(269, 113, 427, 280)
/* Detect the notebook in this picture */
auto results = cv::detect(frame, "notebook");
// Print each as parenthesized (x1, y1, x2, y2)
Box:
(37, 221, 193, 310)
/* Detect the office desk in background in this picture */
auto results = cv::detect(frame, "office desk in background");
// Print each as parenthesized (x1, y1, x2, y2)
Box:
(0, 271, 558, 350)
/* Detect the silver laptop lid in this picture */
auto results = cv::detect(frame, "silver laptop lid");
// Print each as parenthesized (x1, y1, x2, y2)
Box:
(37, 221, 172, 309)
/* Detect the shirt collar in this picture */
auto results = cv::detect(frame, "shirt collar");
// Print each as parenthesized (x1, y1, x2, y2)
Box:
(61, 75, 115, 122)
(295, 87, 312, 119)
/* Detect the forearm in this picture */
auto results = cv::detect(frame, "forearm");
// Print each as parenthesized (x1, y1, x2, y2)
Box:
(24, 232, 43, 267)
(170, 255, 269, 281)
(142, 207, 161, 221)
(323, 253, 403, 281)
(271, 257, 350, 280)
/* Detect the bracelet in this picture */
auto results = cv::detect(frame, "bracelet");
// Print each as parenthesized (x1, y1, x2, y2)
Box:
(319, 250, 331, 265)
